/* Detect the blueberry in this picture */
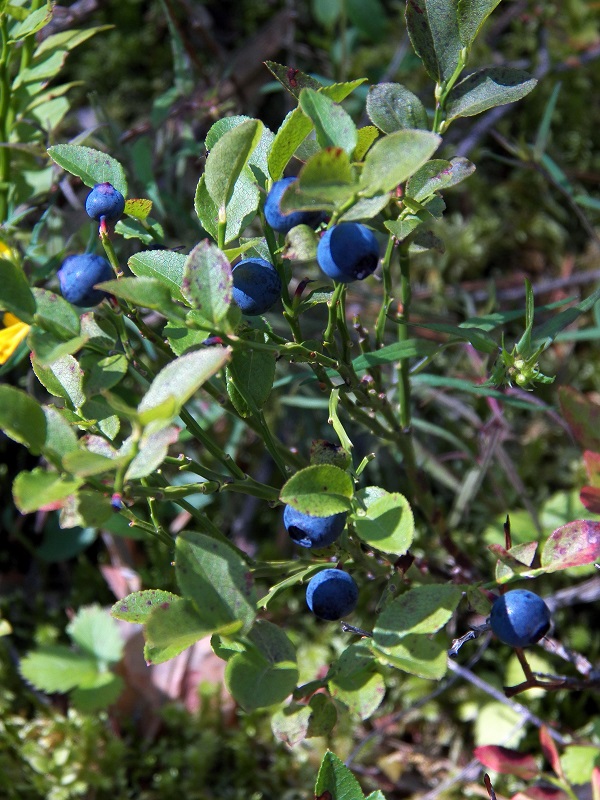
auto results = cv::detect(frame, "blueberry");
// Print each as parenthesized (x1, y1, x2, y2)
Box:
(317, 222, 379, 283)
(489, 589, 551, 647)
(264, 177, 326, 233)
(58, 254, 113, 307)
(283, 505, 347, 548)
(232, 258, 282, 316)
(85, 182, 125, 223)
(306, 569, 358, 621)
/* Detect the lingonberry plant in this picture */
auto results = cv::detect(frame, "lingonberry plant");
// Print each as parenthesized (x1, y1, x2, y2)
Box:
(2, 2, 600, 795)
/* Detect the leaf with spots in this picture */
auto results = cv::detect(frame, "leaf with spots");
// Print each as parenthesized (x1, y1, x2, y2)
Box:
(541, 520, 600, 572)
(110, 590, 181, 624)
(47, 144, 127, 195)
(181, 241, 232, 326)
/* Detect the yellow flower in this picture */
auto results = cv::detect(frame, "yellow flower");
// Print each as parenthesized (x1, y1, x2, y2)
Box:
(0, 312, 30, 364)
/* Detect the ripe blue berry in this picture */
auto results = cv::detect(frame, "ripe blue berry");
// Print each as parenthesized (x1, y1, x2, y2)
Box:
(306, 569, 358, 621)
(264, 177, 326, 233)
(317, 222, 379, 283)
(232, 258, 282, 316)
(283, 505, 347, 548)
(85, 182, 125, 223)
(58, 254, 113, 307)
(489, 589, 551, 647)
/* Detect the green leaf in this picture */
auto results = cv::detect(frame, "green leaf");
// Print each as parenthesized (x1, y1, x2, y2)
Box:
(128, 249, 187, 303)
(406, 157, 476, 200)
(205, 115, 274, 181)
(352, 490, 414, 556)
(268, 108, 314, 182)
(145, 597, 213, 664)
(13, 467, 82, 514)
(81, 352, 128, 396)
(32, 288, 81, 339)
(457, 0, 502, 47)
(124, 425, 180, 480)
(205, 119, 263, 211)
(137, 346, 231, 427)
(315, 751, 365, 800)
(59, 490, 113, 529)
(405, 0, 462, 83)
(67, 605, 123, 664)
(96, 277, 176, 312)
(176, 530, 257, 636)
(264, 61, 323, 98)
(279, 154, 355, 211)
(366, 83, 429, 132)
(0, 384, 46, 453)
(282, 224, 319, 261)
(371, 633, 448, 680)
(446, 67, 537, 121)
(111, 590, 181, 624)
(9, 5, 52, 40)
(195, 168, 260, 244)
(297, 146, 356, 200)
(62, 449, 122, 477)
(42, 406, 78, 467)
(354, 126, 380, 160)
(27, 327, 87, 366)
(350, 339, 438, 372)
(226, 333, 276, 417)
(19, 646, 98, 693)
(71, 672, 124, 712)
(267, 81, 366, 181)
(32, 354, 85, 408)
(271, 702, 312, 746)
(359, 129, 441, 196)
(541, 521, 600, 572)
(0, 259, 36, 322)
(561, 746, 600, 785)
(224, 620, 298, 711)
(299, 88, 358, 156)
(328, 642, 385, 719)
(181, 240, 232, 324)
(374, 584, 462, 647)
(47, 144, 127, 195)
(280, 464, 354, 515)
(384, 216, 423, 242)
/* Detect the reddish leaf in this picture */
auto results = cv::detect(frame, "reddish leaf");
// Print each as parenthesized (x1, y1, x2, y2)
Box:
(541, 520, 600, 571)
(592, 766, 600, 800)
(580, 486, 600, 515)
(539, 726, 563, 778)
(559, 387, 600, 451)
(512, 787, 569, 800)
(474, 745, 539, 779)
(584, 451, 600, 487)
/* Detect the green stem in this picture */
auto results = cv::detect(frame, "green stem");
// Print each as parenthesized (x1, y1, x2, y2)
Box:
(255, 410, 288, 478)
(375, 234, 395, 349)
(178, 406, 246, 480)
(397, 245, 412, 431)
(432, 48, 469, 134)
(0, 18, 11, 223)
(324, 281, 345, 352)
(119, 507, 173, 547)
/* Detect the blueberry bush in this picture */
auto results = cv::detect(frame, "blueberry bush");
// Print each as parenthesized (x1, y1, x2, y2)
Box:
(2, 1, 600, 798)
